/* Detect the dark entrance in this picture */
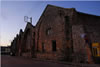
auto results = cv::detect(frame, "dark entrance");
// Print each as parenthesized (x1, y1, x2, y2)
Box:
(52, 40, 56, 51)
(42, 43, 45, 52)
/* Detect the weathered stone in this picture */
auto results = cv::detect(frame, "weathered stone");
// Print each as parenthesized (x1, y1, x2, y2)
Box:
(11, 4, 100, 64)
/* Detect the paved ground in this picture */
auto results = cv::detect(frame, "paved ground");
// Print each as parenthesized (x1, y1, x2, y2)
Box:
(1, 55, 100, 67)
(1, 55, 72, 67)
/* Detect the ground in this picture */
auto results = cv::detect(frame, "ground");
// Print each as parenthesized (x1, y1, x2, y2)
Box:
(1, 55, 100, 67)
(1, 55, 70, 67)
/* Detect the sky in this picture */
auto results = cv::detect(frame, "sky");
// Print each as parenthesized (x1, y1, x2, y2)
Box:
(0, 1, 100, 46)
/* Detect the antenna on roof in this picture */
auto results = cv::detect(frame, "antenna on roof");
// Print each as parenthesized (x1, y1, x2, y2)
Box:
(24, 16, 28, 22)
(24, 16, 32, 24)
(30, 17, 32, 24)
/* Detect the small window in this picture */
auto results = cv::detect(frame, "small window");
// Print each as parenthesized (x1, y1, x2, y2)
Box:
(42, 43, 45, 52)
(52, 40, 56, 51)
(46, 28, 51, 35)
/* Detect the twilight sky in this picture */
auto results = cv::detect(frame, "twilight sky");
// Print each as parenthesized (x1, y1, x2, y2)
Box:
(1, 1, 100, 46)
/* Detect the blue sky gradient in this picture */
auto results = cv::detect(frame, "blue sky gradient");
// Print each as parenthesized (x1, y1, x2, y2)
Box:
(1, 1, 100, 46)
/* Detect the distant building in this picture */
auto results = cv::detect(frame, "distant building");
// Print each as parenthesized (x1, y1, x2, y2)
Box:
(20, 23, 35, 57)
(1, 46, 10, 55)
(11, 5, 100, 64)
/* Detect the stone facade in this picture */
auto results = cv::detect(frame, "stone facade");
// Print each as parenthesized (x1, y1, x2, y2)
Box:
(11, 5, 100, 63)
(20, 23, 35, 58)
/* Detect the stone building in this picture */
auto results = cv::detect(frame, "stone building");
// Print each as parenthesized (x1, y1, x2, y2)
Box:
(16, 29, 23, 56)
(11, 23, 35, 57)
(11, 5, 100, 63)
(20, 22, 35, 57)
(11, 34, 19, 56)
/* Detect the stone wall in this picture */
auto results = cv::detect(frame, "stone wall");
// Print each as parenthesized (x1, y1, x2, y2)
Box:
(72, 25, 88, 63)
(11, 5, 100, 63)
(20, 23, 35, 57)
(35, 5, 75, 60)
(77, 12, 100, 43)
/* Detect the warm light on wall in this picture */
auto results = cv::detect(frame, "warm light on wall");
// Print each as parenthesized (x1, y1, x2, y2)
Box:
(92, 43, 100, 57)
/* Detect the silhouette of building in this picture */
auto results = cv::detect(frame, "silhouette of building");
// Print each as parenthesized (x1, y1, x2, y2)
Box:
(1, 46, 10, 55)
(11, 5, 100, 64)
